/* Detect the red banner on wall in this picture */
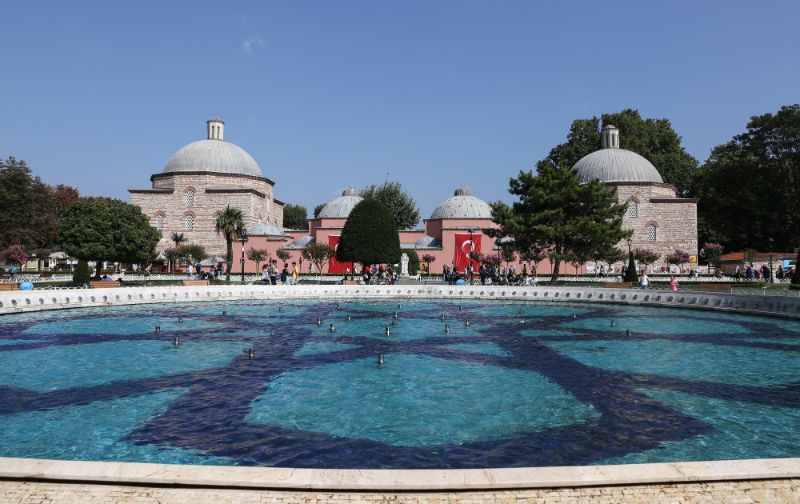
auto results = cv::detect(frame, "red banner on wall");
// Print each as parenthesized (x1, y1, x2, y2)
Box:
(327, 235, 353, 274)
(453, 233, 481, 272)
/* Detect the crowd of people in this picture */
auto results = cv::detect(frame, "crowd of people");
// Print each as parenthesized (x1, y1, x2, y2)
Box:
(442, 262, 538, 286)
(732, 263, 795, 282)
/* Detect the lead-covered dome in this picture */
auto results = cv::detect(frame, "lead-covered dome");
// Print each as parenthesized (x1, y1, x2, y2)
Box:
(163, 119, 263, 177)
(573, 125, 663, 184)
(430, 187, 493, 219)
(318, 188, 363, 219)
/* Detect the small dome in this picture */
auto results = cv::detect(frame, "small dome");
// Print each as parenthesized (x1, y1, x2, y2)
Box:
(318, 188, 363, 219)
(415, 235, 442, 248)
(164, 140, 262, 177)
(285, 235, 316, 249)
(246, 222, 284, 236)
(430, 187, 493, 220)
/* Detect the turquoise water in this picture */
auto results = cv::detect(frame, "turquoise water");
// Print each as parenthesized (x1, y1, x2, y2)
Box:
(0, 340, 239, 392)
(0, 298, 798, 468)
(246, 353, 598, 447)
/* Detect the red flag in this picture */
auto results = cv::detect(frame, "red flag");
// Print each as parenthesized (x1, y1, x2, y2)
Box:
(454, 233, 481, 272)
(327, 235, 352, 274)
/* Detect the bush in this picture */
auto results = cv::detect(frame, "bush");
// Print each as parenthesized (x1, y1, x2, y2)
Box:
(73, 259, 91, 285)
(407, 250, 420, 275)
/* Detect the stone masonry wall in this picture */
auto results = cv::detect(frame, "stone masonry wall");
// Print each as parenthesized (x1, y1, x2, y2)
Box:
(131, 173, 283, 256)
(614, 184, 698, 271)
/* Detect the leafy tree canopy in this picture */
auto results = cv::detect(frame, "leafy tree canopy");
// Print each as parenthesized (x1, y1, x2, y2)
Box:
(0, 156, 80, 250)
(282, 203, 308, 230)
(336, 198, 401, 265)
(177, 243, 207, 262)
(313, 203, 326, 219)
(490, 164, 630, 282)
(540, 109, 699, 195)
(301, 243, 335, 276)
(59, 198, 160, 274)
(692, 104, 800, 251)
(360, 182, 420, 230)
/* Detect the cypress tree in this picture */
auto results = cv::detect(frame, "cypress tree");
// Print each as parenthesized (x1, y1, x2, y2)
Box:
(336, 198, 401, 266)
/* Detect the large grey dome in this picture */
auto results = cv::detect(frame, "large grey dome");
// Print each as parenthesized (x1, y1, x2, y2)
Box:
(573, 125, 662, 184)
(163, 139, 263, 177)
(430, 187, 493, 219)
(318, 188, 363, 219)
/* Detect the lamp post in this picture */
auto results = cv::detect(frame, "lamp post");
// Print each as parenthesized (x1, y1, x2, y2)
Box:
(768, 237, 774, 284)
(240, 234, 248, 283)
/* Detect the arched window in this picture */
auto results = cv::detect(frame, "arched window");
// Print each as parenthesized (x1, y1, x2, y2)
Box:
(154, 213, 165, 230)
(185, 189, 195, 207)
(185, 214, 194, 230)
(646, 224, 657, 241)
(627, 200, 638, 218)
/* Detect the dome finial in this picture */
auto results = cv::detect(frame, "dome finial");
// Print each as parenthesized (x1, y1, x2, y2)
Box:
(453, 186, 472, 196)
(601, 124, 619, 149)
(207, 118, 225, 141)
(342, 187, 358, 197)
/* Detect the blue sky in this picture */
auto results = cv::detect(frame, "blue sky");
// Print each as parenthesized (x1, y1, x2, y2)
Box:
(1, 1, 798, 221)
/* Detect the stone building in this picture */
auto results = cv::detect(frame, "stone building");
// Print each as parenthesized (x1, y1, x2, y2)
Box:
(129, 119, 284, 257)
(573, 124, 698, 271)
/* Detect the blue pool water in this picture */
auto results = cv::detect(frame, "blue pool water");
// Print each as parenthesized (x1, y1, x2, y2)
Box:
(0, 299, 798, 469)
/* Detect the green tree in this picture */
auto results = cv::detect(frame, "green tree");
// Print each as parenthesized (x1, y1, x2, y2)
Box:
(692, 104, 800, 251)
(282, 204, 308, 230)
(336, 198, 402, 266)
(0, 157, 80, 249)
(406, 249, 420, 275)
(490, 165, 630, 283)
(177, 243, 207, 263)
(633, 247, 661, 272)
(540, 109, 699, 195)
(360, 182, 420, 230)
(214, 205, 246, 281)
(59, 198, 160, 278)
(246, 247, 268, 272)
(72, 259, 91, 285)
(276, 248, 291, 264)
(313, 203, 326, 218)
(168, 232, 188, 272)
(624, 251, 638, 283)
(301, 244, 335, 278)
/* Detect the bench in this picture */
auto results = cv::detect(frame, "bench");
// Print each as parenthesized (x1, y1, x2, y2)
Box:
(603, 282, 632, 288)
(343, 280, 359, 285)
(692, 283, 732, 293)
(182, 279, 209, 286)
(89, 280, 121, 288)
(0, 283, 19, 291)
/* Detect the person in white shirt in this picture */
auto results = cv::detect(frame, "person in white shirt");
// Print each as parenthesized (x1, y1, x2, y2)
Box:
(640, 271, 649, 289)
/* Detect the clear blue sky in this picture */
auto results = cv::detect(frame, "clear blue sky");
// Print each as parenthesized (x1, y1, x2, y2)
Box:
(2, 1, 798, 222)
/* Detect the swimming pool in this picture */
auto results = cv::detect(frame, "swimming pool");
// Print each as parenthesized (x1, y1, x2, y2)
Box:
(1, 299, 798, 469)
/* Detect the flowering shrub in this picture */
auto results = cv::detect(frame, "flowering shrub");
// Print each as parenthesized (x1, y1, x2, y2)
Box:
(0, 245, 29, 267)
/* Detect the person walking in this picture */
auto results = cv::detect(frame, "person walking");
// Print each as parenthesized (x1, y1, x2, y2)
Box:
(669, 275, 678, 291)
(640, 270, 649, 289)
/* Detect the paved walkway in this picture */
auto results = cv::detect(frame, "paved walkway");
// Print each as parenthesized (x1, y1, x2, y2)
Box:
(1, 479, 798, 503)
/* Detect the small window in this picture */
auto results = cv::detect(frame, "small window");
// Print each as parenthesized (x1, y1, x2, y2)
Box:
(185, 215, 194, 230)
(646, 224, 657, 241)
(154, 214, 165, 230)
(627, 200, 638, 218)
(186, 190, 195, 207)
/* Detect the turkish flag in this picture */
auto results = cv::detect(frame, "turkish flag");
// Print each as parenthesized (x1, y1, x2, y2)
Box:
(327, 235, 352, 274)
(454, 233, 481, 272)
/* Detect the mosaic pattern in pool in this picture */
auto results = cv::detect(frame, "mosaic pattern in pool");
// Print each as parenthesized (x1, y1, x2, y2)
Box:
(0, 299, 798, 469)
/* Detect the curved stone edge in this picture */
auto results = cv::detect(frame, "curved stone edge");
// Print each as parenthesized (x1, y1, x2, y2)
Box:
(0, 457, 798, 491)
(1, 285, 799, 490)
(1, 284, 799, 320)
